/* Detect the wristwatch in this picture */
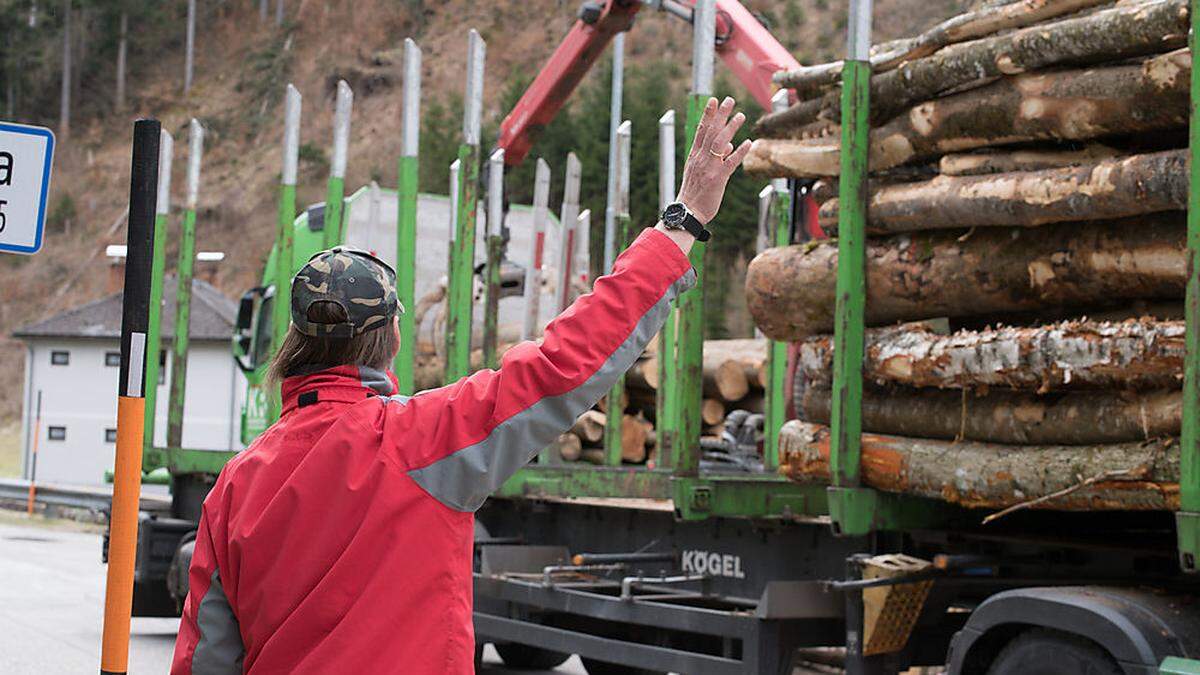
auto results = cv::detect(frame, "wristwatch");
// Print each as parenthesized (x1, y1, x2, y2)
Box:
(661, 202, 712, 242)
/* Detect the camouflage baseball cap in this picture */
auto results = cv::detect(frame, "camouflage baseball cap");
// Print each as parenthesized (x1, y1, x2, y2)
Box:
(291, 247, 403, 338)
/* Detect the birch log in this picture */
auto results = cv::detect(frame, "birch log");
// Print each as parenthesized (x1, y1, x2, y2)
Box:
(774, 0, 1114, 99)
(748, 50, 1191, 177)
(762, 0, 1188, 130)
(819, 150, 1188, 233)
(798, 319, 1186, 391)
(799, 385, 1181, 444)
(746, 215, 1186, 340)
(779, 420, 1180, 511)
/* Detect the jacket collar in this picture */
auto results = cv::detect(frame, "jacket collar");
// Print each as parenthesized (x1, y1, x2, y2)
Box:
(280, 365, 398, 415)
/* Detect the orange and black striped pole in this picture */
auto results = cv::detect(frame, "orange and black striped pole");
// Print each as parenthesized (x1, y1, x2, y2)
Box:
(100, 118, 159, 675)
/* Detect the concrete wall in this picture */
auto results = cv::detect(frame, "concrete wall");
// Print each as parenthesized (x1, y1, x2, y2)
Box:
(21, 338, 245, 485)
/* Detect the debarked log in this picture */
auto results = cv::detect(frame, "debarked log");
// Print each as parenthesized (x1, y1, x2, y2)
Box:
(747, 50, 1190, 178)
(798, 384, 1180, 444)
(779, 420, 1179, 511)
(745, 215, 1186, 340)
(758, 0, 1188, 131)
(818, 150, 1187, 233)
(938, 145, 1120, 176)
(797, 319, 1185, 391)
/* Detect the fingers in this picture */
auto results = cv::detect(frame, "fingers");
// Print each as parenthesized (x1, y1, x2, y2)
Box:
(713, 96, 735, 127)
(701, 96, 720, 127)
(724, 139, 753, 168)
(689, 97, 719, 158)
(689, 121, 711, 159)
(708, 109, 745, 156)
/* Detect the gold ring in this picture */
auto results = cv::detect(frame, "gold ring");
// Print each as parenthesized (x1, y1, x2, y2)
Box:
(708, 147, 728, 158)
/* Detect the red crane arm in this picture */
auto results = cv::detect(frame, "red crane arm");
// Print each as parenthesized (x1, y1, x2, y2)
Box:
(712, 0, 801, 109)
(496, 0, 802, 166)
(497, 2, 640, 166)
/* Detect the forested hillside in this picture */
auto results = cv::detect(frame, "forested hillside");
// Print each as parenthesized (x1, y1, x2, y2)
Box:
(0, 0, 969, 421)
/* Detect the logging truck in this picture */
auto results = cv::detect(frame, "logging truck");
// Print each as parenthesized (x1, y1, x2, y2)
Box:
(123, 0, 1200, 673)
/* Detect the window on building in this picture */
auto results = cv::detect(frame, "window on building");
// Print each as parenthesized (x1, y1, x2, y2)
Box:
(47, 426, 66, 441)
(50, 350, 69, 366)
(105, 351, 122, 367)
(105, 428, 118, 443)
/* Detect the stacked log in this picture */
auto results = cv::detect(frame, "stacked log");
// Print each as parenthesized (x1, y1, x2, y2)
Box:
(548, 339, 769, 465)
(746, 1, 1190, 515)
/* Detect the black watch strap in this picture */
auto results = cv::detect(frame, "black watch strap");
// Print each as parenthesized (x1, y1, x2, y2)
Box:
(682, 213, 712, 243)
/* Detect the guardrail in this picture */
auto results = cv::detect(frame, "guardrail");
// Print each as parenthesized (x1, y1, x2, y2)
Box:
(0, 478, 170, 514)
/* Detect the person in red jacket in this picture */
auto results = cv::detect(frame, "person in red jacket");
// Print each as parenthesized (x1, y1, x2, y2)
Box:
(171, 96, 752, 674)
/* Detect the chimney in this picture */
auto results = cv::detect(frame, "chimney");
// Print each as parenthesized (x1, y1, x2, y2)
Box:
(105, 244, 127, 294)
(196, 251, 225, 287)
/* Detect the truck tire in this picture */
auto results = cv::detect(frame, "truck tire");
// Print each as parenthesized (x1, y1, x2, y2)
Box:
(580, 657, 661, 675)
(986, 629, 1121, 675)
(494, 642, 571, 670)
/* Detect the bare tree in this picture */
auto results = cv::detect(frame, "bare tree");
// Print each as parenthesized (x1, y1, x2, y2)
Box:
(115, 10, 127, 109)
(59, 0, 70, 140)
(184, 0, 195, 93)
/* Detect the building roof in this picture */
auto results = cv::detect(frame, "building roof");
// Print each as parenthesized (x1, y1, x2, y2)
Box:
(13, 277, 238, 343)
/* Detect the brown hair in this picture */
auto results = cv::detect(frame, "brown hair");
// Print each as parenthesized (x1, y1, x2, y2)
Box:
(266, 300, 398, 388)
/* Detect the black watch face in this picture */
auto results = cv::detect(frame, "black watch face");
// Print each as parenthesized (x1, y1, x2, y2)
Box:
(663, 203, 687, 227)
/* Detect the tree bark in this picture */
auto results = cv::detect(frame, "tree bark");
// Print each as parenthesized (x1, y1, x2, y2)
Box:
(798, 319, 1186, 391)
(774, 0, 1113, 99)
(746, 215, 1186, 340)
(747, 50, 1190, 178)
(819, 150, 1188, 233)
(800, 384, 1180, 444)
(771, 0, 1188, 130)
(779, 420, 1180, 511)
(939, 145, 1119, 176)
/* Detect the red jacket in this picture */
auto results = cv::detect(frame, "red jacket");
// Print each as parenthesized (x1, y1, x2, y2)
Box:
(171, 228, 695, 674)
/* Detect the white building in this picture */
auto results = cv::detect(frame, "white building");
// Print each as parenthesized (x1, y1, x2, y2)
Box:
(14, 277, 246, 485)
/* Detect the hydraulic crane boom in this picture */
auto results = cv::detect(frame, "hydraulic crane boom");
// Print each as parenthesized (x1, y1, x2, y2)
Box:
(496, 2, 641, 166)
(497, 0, 802, 166)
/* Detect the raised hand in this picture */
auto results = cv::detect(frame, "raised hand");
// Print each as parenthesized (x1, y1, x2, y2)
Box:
(676, 96, 753, 225)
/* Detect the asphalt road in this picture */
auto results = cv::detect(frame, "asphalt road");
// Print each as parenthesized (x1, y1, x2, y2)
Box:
(0, 513, 586, 674)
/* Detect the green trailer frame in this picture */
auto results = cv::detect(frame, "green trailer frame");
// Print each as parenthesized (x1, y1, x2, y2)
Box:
(141, 1, 1200, 565)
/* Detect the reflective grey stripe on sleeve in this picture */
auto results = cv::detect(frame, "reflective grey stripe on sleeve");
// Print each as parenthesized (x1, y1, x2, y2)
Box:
(408, 268, 697, 511)
(191, 569, 244, 674)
